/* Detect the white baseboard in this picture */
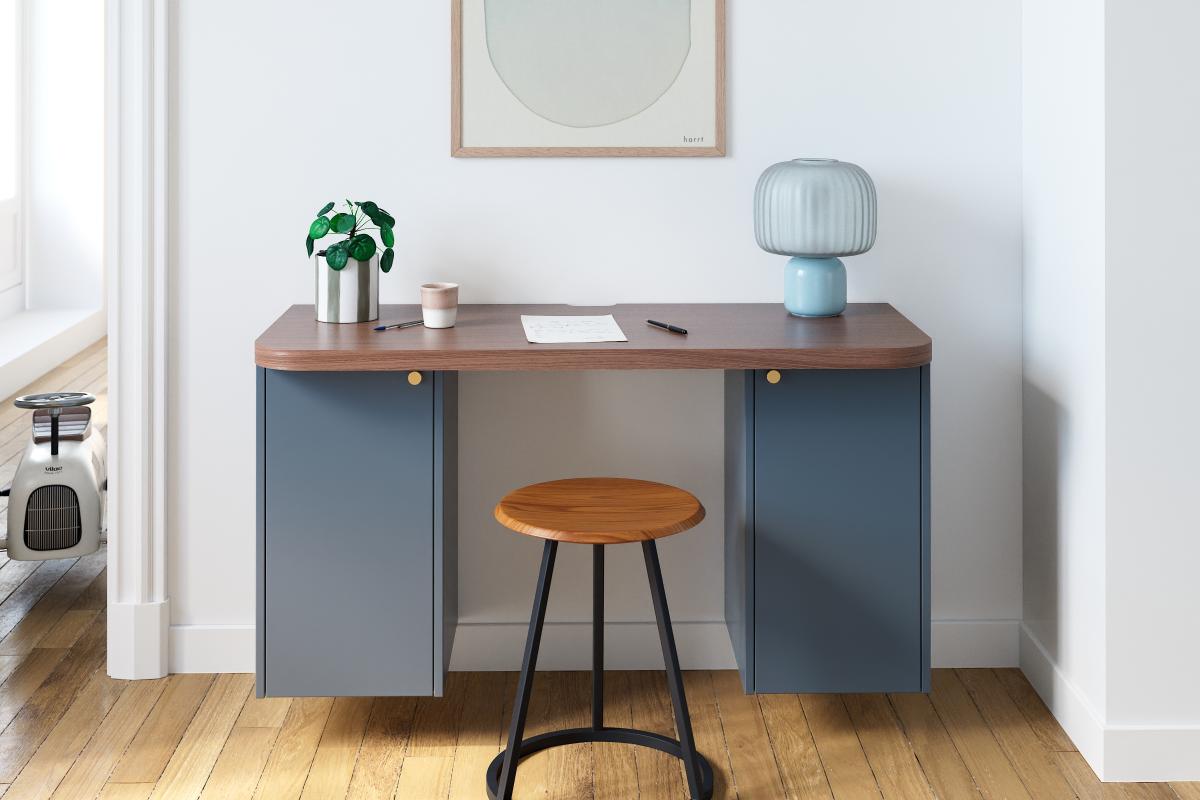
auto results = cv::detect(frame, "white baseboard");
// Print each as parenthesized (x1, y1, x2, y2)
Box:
(1020, 623, 1200, 782)
(932, 619, 1019, 667)
(450, 621, 737, 671)
(108, 599, 169, 679)
(0, 309, 106, 400)
(165, 618, 1020, 674)
(169, 624, 255, 673)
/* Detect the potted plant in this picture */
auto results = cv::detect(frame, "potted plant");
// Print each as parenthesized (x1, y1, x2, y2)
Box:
(306, 200, 397, 323)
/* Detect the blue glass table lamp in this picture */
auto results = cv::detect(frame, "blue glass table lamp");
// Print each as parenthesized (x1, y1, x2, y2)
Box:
(754, 159, 877, 317)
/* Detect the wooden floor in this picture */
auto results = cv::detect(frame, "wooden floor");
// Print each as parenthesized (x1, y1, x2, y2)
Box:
(2, 343, 1199, 799)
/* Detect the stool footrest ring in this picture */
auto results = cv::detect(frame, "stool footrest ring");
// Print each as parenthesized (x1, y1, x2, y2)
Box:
(486, 726, 714, 800)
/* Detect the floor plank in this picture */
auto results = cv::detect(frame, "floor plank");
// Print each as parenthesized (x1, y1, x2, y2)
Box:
(544, 671, 593, 800)
(297, 696, 373, 800)
(1055, 751, 1123, 800)
(0, 611, 109, 782)
(408, 674, 467, 759)
(1172, 783, 1200, 800)
(35, 610, 99, 650)
(235, 695, 292, 729)
(198, 725, 279, 800)
(591, 670, 640, 800)
(800, 694, 883, 800)
(446, 672, 506, 800)
(844, 693, 935, 800)
(97, 784, 155, 800)
(49, 678, 168, 800)
(0, 562, 77, 646)
(0, 551, 107, 656)
(927, 670, 1032, 800)
(146, 673, 254, 800)
(683, 671, 737, 800)
(993, 669, 1077, 753)
(252, 698, 334, 800)
(711, 669, 786, 800)
(347, 696, 416, 800)
(1120, 783, 1180, 799)
(0, 650, 69, 736)
(0, 564, 43, 615)
(510, 672, 556, 799)
(957, 668, 1076, 799)
(108, 674, 216, 784)
(757, 692, 831, 800)
(4, 669, 126, 800)
(888, 692, 983, 800)
(629, 670, 685, 800)
(394, 755, 454, 800)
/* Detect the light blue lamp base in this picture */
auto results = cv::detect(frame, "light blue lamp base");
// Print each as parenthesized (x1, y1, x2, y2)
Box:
(784, 257, 847, 317)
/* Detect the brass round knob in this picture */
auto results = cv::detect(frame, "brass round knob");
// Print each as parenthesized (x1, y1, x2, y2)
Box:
(766, 370, 782, 384)
(408, 371, 423, 386)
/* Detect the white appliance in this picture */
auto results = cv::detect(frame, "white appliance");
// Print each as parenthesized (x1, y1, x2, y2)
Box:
(1, 392, 105, 560)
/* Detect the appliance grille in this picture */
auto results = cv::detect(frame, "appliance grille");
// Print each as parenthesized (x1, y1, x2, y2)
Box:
(23, 485, 83, 552)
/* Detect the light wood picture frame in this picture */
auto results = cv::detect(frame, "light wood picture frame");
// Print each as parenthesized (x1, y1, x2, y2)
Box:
(452, 0, 726, 157)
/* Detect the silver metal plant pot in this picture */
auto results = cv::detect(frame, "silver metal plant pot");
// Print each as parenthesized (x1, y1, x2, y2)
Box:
(315, 254, 379, 323)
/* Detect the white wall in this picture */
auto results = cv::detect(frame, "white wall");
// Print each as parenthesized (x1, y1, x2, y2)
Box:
(1022, 0, 1200, 780)
(1020, 0, 1109, 764)
(1104, 0, 1200, 778)
(169, 0, 1023, 670)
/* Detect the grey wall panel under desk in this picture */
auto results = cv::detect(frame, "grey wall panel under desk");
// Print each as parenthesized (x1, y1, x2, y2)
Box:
(258, 369, 452, 697)
(725, 368, 930, 694)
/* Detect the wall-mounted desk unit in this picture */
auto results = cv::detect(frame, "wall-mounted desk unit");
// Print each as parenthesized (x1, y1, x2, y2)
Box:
(255, 303, 932, 697)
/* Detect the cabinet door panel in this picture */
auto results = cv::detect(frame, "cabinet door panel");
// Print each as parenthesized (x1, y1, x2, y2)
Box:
(263, 370, 433, 696)
(753, 368, 922, 692)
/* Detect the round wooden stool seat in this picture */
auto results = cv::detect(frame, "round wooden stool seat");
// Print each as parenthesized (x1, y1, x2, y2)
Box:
(494, 477, 706, 545)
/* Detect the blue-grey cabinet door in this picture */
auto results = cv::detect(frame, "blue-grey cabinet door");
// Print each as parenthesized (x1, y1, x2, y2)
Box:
(753, 368, 924, 693)
(263, 370, 433, 696)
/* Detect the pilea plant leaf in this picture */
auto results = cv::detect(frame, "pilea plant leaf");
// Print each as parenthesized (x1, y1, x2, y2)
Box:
(325, 242, 349, 270)
(308, 217, 331, 239)
(307, 199, 396, 271)
(349, 234, 376, 261)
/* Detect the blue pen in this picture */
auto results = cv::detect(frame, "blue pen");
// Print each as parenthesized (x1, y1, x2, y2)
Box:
(374, 319, 423, 332)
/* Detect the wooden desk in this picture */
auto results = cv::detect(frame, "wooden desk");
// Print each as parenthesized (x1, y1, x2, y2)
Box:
(255, 303, 932, 697)
(256, 302, 931, 371)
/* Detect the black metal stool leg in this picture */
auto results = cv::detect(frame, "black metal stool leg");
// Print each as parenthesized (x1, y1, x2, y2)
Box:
(643, 540, 705, 800)
(487, 538, 712, 800)
(592, 544, 604, 730)
(495, 540, 558, 800)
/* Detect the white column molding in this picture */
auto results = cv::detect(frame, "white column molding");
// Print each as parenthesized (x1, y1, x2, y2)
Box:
(105, 0, 170, 679)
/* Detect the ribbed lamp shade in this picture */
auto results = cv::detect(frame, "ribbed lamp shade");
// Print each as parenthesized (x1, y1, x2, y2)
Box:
(754, 159, 877, 258)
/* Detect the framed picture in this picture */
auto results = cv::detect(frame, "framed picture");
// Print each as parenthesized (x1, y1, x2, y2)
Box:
(452, 0, 726, 157)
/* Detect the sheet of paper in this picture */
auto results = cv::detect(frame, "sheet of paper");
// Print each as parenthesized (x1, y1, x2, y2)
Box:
(520, 314, 628, 344)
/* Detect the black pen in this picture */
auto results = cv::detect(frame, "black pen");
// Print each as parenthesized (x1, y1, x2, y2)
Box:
(647, 319, 688, 335)
(374, 319, 423, 331)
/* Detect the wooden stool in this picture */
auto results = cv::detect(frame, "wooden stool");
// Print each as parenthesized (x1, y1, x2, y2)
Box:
(486, 478, 713, 800)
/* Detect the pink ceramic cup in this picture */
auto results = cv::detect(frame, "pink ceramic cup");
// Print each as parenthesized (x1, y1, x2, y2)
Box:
(421, 282, 459, 328)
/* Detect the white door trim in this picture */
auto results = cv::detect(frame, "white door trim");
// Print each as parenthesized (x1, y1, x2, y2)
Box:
(105, 0, 171, 680)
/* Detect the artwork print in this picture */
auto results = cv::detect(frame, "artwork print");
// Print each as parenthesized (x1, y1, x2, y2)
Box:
(452, 0, 726, 156)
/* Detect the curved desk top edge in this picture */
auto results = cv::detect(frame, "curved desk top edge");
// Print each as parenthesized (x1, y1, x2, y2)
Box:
(255, 303, 932, 372)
